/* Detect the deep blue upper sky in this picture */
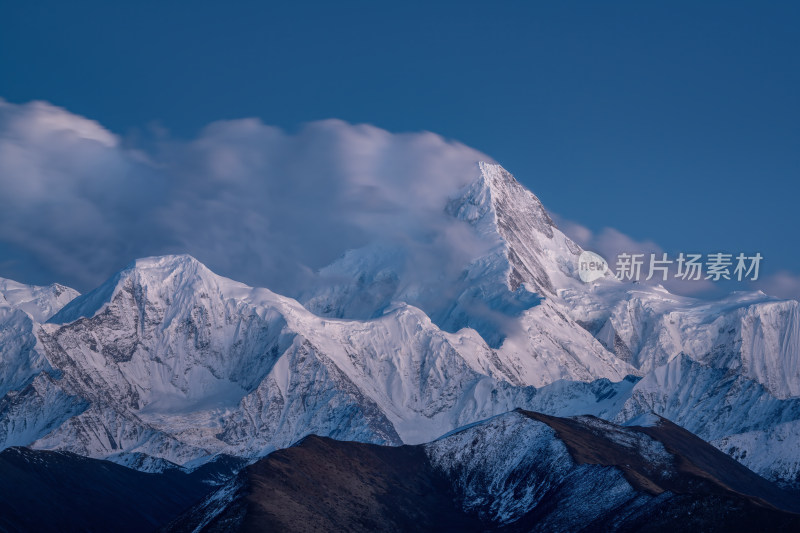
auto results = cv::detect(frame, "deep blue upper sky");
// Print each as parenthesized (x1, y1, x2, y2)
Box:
(1, 1, 798, 293)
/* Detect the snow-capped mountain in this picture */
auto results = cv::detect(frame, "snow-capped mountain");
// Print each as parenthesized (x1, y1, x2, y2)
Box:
(4, 254, 631, 468)
(564, 282, 800, 485)
(302, 162, 633, 384)
(0, 278, 79, 398)
(1, 161, 799, 492)
(0, 278, 79, 324)
(566, 284, 800, 398)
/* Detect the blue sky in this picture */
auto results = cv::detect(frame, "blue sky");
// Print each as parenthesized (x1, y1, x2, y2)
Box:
(0, 1, 798, 297)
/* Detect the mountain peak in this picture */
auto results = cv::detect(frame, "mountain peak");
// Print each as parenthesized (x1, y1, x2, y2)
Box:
(47, 254, 242, 324)
(449, 162, 582, 295)
(478, 160, 533, 193)
(125, 254, 216, 285)
(301, 162, 592, 348)
(0, 277, 79, 322)
(476, 161, 555, 228)
(131, 253, 202, 269)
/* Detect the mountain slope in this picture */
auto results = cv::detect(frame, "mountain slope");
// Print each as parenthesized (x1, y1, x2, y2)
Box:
(615, 353, 800, 487)
(0, 446, 241, 533)
(167, 410, 800, 533)
(567, 285, 800, 399)
(0, 278, 79, 399)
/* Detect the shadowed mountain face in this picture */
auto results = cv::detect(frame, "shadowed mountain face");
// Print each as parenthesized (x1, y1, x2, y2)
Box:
(166, 411, 800, 533)
(0, 447, 244, 533)
(519, 411, 800, 514)
(165, 436, 476, 533)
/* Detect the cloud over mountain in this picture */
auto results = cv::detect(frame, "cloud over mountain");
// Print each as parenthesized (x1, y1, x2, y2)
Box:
(1, 98, 797, 301)
(0, 99, 492, 292)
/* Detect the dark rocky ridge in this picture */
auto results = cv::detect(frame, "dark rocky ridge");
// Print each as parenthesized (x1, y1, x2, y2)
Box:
(0, 447, 243, 533)
(166, 411, 800, 533)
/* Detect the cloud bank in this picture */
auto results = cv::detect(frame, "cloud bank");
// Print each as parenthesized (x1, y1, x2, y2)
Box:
(0, 98, 797, 302)
(0, 99, 490, 293)
(758, 271, 800, 301)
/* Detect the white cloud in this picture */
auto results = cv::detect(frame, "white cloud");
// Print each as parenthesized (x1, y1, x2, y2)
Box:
(0, 99, 491, 292)
(756, 271, 800, 300)
(1, 98, 796, 305)
(0, 98, 118, 147)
